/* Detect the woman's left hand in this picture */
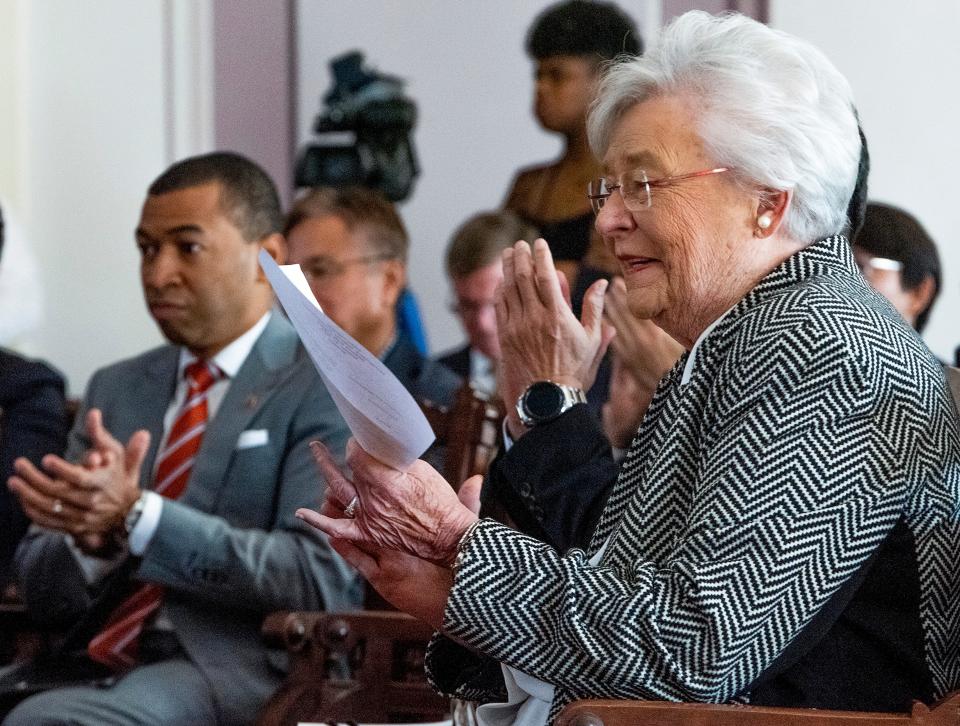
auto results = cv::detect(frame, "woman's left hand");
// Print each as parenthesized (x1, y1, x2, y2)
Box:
(328, 535, 453, 629)
(297, 439, 480, 567)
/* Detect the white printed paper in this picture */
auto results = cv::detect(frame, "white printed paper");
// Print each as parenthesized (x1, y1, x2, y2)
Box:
(259, 250, 435, 471)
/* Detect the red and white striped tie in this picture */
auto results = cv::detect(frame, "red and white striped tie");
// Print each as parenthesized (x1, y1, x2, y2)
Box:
(88, 359, 222, 669)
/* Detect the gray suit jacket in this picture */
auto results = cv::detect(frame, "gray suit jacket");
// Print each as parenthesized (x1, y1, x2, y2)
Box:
(14, 313, 361, 724)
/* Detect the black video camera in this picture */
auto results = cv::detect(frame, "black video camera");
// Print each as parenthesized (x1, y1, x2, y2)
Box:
(295, 51, 420, 202)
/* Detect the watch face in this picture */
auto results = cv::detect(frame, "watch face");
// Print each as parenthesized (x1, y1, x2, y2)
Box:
(523, 381, 565, 421)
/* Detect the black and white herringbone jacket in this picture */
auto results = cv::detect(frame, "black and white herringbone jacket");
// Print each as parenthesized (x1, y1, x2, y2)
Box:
(431, 236, 960, 721)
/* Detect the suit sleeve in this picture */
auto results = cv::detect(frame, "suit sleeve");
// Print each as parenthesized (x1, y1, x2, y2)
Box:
(425, 403, 620, 701)
(0, 358, 68, 577)
(438, 326, 915, 703)
(483, 403, 617, 552)
(134, 374, 361, 614)
(13, 368, 106, 625)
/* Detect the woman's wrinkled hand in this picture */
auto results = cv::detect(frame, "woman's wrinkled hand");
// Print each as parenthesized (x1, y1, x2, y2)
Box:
(496, 238, 615, 439)
(296, 440, 480, 567)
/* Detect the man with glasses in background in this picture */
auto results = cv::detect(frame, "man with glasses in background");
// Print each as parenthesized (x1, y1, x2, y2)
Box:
(285, 187, 461, 408)
(436, 210, 538, 398)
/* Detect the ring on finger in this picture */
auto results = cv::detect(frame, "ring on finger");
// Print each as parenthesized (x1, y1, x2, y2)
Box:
(52, 499, 64, 515)
(343, 496, 359, 519)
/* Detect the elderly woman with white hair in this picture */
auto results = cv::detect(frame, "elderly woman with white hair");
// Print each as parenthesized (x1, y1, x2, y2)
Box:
(299, 11, 960, 724)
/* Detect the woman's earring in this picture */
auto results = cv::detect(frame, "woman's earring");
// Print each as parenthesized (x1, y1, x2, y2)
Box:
(755, 213, 773, 236)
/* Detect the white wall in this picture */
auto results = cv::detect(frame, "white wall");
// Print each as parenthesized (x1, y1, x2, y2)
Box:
(0, 0, 225, 395)
(295, 0, 656, 355)
(771, 0, 960, 361)
(1, 0, 169, 393)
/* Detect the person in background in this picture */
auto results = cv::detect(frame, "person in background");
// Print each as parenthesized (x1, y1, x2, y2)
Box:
(6, 152, 359, 726)
(285, 186, 461, 408)
(0, 201, 68, 587)
(437, 211, 539, 397)
(853, 202, 939, 335)
(505, 0, 642, 314)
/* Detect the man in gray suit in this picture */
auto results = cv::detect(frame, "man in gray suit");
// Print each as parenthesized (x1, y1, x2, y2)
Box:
(5, 152, 361, 725)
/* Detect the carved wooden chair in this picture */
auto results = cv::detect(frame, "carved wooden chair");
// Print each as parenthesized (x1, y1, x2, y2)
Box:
(419, 382, 504, 491)
(557, 692, 960, 726)
(256, 611, 450, 725)
(258, 384, 504, 722)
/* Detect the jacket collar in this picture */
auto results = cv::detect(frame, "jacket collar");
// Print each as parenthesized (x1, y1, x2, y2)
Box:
(692, 234, 857, 365)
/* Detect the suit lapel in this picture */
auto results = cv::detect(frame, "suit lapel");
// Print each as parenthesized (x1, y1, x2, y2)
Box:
(140, 348, 180, 490)
(179, 314, 299, 512)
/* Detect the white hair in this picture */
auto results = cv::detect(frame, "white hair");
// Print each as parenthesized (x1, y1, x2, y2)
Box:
(588, 11, 860, 243)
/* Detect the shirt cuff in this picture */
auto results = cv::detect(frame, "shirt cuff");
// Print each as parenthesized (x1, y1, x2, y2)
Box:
(128, 491, 164, 556)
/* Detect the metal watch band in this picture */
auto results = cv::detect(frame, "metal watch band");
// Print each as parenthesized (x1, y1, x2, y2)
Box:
(516, 380, 587, 427)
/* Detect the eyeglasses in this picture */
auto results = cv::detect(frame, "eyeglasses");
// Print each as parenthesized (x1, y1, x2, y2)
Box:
(448, 299, 496, 317)
(301, 254, 394, 283)
(853, 252, 903, 274)
(587, 167, 730, 215)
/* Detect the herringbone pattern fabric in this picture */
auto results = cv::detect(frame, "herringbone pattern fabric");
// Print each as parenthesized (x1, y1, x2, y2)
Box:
(436, 236, 960, 720)
(88, 360, 222, 669)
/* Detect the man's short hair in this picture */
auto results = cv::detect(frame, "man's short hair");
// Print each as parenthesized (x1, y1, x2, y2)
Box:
(148, 151, 283, 241)
(284, 186, 409, 263)
(527, 0, 642, 63)
(445, 211, 539, 279)
(855, 201, 941, 333)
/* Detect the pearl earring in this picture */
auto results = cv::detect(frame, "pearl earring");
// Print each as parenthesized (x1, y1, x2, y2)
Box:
(757, 213, 773, 230)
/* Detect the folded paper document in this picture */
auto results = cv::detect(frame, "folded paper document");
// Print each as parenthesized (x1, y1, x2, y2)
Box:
(259, 250, 435, 470)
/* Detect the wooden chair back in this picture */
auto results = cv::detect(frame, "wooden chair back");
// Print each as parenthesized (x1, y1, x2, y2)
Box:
(557, 691, 960, 726)
(257, 610, 449, 726)
(420, 383, 504, 490)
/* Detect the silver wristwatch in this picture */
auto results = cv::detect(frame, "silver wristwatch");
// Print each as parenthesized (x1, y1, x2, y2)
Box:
(516, 380, 586, 427)
(124, 491, 149, 536)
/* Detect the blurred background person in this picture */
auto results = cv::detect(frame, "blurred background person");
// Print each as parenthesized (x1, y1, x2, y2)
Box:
(285, 186, 461, 408)
(852, 200, 958, 401)
(505, 0, 642, 315)
(0, 201, 68, 588)
(853, 201, 939, 336)
(438, 211, 538, 397)
(0, 200, 43, 348)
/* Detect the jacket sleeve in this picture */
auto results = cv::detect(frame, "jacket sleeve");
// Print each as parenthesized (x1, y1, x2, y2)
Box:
(439, 324, 915, 703)
(484, 403, 618, 552)
(0, 357, 69, 577)
(426, 403, 621, 701)
(13, 368, 109, 626)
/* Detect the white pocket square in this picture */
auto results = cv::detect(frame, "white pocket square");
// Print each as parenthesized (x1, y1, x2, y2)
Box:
(236, 429, 269, 450)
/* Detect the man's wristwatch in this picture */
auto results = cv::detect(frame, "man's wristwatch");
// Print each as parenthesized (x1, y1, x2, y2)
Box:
(516, 380, 586, 427)
(124, 491, 148, 536)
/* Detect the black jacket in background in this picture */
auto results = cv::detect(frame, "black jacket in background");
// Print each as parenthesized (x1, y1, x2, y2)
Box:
(0, 349, 68, 583)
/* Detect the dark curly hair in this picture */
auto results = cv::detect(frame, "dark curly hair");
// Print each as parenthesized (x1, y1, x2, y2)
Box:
(527, 0, 642, 62)
(855, 202, 940, 333)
